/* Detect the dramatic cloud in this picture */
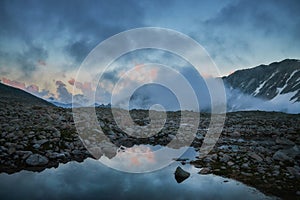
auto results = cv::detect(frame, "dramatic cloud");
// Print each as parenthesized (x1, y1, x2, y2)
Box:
(1, 77, 50, 97)
(65, 40, 93, 63)
(0, 0, 299, 107)
(195, 0, 300, 72)
(55, 80, 72, 103)
(2, 77, 26, 90)
(101, 70, 120, 83)
(26, 84, 39, 94)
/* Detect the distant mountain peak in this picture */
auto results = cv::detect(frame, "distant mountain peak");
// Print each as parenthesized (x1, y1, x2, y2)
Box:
(223, 59, 300, 103)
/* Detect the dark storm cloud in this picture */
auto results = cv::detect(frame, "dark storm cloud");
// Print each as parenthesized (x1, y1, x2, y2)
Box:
(0, 0, 145, 39)
(17, 44, 48, 76)
(205, 0, 300, 40)
(65, 40, 92, 63)
(0, 0, 146, 66)
(101, 70, 120, 83)
(56, 80, 72, 103)
(0, 43, 48, 78)
(1, 0, 299, 77)
(185, 0, 300, 71)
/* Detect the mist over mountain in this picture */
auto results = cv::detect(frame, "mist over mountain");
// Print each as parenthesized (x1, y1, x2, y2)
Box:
(223, 59, 300, 113)
(126, 59, 300, 113)
(1, 59, 299, 114)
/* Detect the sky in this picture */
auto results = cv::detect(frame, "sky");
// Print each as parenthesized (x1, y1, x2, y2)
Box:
(0, 0, 299, 105)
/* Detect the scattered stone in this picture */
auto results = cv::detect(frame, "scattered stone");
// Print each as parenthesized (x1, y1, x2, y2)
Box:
(241, 163, 250, 169)
(33, 144, 40, 149)
(199, 167, 211, 174)
(248, 152, 263, 162)
(241, 172, 252, 176)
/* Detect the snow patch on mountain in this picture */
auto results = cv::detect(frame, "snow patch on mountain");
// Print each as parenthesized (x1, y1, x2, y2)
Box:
(252, 71, 277, 96)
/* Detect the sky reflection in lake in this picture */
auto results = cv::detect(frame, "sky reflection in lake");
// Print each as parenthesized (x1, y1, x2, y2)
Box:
(0, 146, 275, 200)
(99, 145, 197, 173)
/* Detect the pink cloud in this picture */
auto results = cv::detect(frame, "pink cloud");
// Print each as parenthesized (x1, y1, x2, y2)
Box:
(2, 77, 26, 89)
(68, 78, 75, 86)
(74, 81, 94, 97)
(27, 84, 39, 94)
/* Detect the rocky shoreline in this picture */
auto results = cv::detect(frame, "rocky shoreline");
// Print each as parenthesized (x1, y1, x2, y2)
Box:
(0, 101, 299, 199)
(191, 111, 300, 199)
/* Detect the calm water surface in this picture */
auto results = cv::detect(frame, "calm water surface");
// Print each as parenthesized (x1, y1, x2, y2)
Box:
(0, 145, 275, 200)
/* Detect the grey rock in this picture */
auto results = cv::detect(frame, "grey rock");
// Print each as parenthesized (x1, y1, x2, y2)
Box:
(7, 147, 16, 155)
(241, 172, 252, 176)
(220, 154, 231, 163)
(241, 163, 250, 169)
(72, 149, 82, 155)
(273, 150, 292, 162)
(282, 145, 300, 158)
(286, 167, 300, 178)
(16, 150, 33, 159)
(199, 167, 211, 174)
(276, 138, 295, 146)
(248, 152, 263, 162)
(56, 153, 66, 159)
(33, 144, 40, 149)
(175, 166, 190, 183)
(229, 131, 241, 137)
(25, 154, 49, 166)
(34, 139, 49, 145)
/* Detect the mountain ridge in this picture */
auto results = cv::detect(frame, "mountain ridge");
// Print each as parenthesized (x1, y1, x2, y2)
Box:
(0, 83, 54, 107)
(223, 59, 300, 102)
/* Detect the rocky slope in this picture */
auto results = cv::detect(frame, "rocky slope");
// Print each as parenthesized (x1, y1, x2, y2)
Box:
(0, 83, 54, 107)
(0, 83, 90, 172)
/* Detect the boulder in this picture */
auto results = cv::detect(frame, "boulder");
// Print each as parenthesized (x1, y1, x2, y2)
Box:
(174, 166, 190, 183)
(25, 154, 49, 166)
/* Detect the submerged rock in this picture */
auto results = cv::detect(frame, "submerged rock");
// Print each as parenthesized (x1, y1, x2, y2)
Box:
(25, 154, 49, 166)
(174, 166, 190, 183)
